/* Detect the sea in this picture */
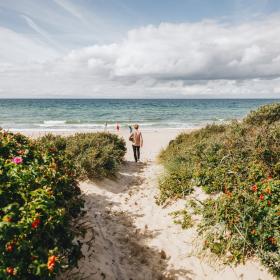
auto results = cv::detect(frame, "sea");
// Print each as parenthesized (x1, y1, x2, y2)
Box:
(0, 99, 279, 132)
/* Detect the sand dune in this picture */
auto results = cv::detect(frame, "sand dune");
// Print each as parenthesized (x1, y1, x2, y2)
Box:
(55, 129, 275, 280)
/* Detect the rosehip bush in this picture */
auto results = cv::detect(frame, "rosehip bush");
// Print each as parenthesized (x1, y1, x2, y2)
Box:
(198, 178, 280, 277)
(158, 103, 280, 277)
(0, 130, 84, 279)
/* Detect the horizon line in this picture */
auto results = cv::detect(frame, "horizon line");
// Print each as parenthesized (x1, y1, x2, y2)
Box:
(0, 98, 279, 100)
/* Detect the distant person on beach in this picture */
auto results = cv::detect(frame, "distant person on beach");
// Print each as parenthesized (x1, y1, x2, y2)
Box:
(104, 122, 108, 132)
(116, 123, 120, 132)
(128, 125, 133, 133)
(129, 124, 143, 162)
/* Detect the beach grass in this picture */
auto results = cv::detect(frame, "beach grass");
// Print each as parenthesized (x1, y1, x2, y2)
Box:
(158, 103, 280, 278)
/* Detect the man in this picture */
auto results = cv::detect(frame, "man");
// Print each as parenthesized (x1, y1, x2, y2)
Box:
(130, 124, 143, 162)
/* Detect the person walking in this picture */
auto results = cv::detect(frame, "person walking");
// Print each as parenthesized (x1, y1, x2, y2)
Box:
(129, 124, 143, 162)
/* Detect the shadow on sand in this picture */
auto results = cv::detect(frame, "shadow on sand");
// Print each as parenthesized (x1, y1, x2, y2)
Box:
(59, 161, 194, 280)
(90, 161, 147, 194)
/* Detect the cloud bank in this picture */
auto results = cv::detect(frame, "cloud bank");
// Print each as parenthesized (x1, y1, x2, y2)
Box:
(1, 15, 280, 98)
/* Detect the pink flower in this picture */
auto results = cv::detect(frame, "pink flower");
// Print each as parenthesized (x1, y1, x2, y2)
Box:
(12, 156, 23, 164)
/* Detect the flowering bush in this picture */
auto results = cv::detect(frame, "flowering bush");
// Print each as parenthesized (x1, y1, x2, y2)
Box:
(0, 130, 84, 279)
(158, 103, 280, 277)
(198, 178, 280, 277)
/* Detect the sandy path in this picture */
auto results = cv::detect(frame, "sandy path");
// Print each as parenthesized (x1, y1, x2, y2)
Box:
(55, 130, 275, 280)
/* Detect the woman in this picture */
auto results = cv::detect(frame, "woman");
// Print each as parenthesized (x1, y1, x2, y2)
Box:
(130, 124, 143, 162)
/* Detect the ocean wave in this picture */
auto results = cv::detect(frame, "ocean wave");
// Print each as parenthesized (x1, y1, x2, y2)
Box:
(8, 123, 201, 131)
(3, 119, 208, 131)
(40, 120, 67, 127)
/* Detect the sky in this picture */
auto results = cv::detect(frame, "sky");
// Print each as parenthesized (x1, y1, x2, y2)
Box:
(1, 0, 280, 98)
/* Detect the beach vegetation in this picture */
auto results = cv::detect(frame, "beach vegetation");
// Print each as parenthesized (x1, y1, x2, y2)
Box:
(0, 130, 84, 280)
(158, 103, 280, 277)
(38, 132, 126, 180)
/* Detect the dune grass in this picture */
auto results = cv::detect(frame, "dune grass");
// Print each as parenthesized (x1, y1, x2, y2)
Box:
(158, 103, 280, 278)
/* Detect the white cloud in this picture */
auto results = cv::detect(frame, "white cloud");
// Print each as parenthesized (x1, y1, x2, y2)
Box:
(68, 16, 280, 81)
(0, 27, 59, 64)
(1, 15, 280, 98)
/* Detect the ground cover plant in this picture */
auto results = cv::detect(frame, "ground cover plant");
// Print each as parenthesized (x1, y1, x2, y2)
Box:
(158, 103, 280, 278)
(39, 132, 126, 180)
(0, 130, 84, 279)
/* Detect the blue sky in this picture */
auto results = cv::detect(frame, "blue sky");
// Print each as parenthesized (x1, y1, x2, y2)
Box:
(1, 0, 280, 48)
(0, 0, 280, 98)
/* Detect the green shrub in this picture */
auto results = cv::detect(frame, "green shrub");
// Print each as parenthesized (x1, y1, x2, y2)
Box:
(170, 209, 193, 229)
(158, 123, 233, 201)
(245, 103, 280, 125)
(39, 132, 126, 180)
(0, 130, 84, 280)
(159, 120, 279, 199)
(158, 103, 280, 277)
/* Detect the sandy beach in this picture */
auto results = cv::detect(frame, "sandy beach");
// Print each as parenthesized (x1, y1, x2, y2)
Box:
(2, 0, 280, 278)
(20, 128, 275, 280)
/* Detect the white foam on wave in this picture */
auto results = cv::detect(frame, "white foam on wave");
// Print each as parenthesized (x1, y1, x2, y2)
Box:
(6, 120, 203, 131)
(40, 120, 67, 127)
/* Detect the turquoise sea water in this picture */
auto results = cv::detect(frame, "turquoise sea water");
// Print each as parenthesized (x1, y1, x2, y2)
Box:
(0, 99, 279, 131)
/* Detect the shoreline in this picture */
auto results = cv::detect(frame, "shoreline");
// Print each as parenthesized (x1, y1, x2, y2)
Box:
(14, 128, 195, 162)
(8, 127, 200, 134)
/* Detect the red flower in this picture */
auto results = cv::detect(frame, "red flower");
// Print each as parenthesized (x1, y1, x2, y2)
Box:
(6, 267, 15, 275)
(31, 218, 41, 229)
(267, 176, 272, 181)
(259, 194, 265, 201)
(251, 184, 258, 192)
(47, 255, 57, 272)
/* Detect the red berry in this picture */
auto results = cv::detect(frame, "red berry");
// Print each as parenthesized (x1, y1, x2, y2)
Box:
(47, 255, 57, 272)
(6, 243, 13, 252)
(31, 218, 41, 229)
(6, 267, 15, 275)
(251, 184, 257, 192)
